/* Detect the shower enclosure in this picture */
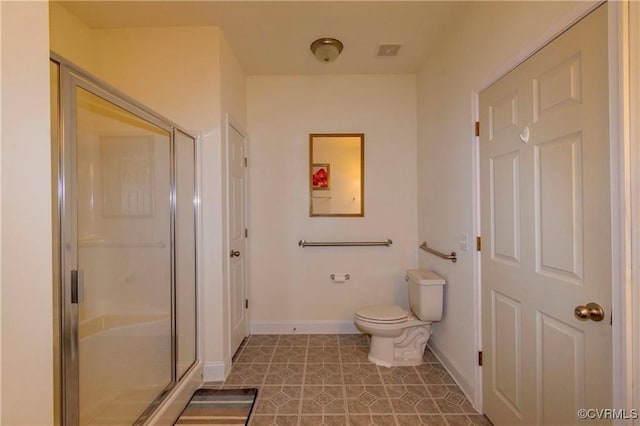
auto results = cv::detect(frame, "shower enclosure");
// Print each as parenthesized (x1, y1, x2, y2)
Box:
(51, 56, 198, 425)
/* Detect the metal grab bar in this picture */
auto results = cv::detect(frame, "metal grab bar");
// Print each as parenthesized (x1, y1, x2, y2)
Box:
(299, 239, 392, 248)
(419, 242, 457, 263)
(78, 239, 166, 248)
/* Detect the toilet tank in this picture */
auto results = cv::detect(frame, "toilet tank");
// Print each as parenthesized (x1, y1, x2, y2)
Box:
(405, 269, 445, 321)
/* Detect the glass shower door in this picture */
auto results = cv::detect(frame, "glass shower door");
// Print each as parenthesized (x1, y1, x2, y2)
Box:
(175, 130, 197, 380)
(63, 77, 173, 425)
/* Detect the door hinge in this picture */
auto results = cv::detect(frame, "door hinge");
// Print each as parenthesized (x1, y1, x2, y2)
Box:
(476, 236, 482, 252)
(244, 157, 248, 167)
(478, 351, 483, 366)
(475, 121, 480, 137)
(245, 228, 248, 238)
(245, 299, 249, 309)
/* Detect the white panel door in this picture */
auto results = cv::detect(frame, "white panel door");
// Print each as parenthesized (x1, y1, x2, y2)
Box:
(228, 124, 248, 356)
(480, 5, 611, 425)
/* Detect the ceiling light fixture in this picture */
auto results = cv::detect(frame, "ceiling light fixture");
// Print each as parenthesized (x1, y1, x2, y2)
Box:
(310, 38, 344, 63)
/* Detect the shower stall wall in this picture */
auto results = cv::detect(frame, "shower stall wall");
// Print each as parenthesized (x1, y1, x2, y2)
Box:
(51, 56, 199, 425)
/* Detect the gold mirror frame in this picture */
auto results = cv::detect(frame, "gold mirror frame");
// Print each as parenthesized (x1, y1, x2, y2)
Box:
(309, 133, 364, 217)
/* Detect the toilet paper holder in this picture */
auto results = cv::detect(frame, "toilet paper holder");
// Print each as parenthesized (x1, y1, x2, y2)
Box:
(330, 273, 350, 282)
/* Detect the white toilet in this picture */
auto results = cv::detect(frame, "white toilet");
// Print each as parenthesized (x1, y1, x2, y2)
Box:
(354, 269, 445, 367)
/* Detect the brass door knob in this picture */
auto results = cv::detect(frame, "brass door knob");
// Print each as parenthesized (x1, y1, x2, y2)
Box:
(574, 303, 605, 322)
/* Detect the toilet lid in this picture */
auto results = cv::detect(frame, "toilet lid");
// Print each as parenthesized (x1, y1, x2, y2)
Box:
(355, 305, 407, 323)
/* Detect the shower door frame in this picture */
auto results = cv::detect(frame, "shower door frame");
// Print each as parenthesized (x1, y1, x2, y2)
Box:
(53, 54, 199, 425)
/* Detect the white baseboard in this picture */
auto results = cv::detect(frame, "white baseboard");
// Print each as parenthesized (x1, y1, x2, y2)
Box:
(428, 339, 478, 411)
(250, 320, 360, 335)
(203, 360, 230, 382)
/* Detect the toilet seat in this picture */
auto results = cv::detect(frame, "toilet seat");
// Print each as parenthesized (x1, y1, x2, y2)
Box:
(355, 305, 408, 324)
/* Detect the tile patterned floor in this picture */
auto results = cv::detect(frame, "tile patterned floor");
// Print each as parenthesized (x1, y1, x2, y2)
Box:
(205, 334, 492, 426)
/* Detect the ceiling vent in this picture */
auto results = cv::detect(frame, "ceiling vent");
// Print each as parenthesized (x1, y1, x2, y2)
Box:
(376, 43, 402, 57)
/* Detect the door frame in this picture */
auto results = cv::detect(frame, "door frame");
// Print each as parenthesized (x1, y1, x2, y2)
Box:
(224, 113, 249, 362)
(470, 0, 633, 414)
(628, 0, 640, 415)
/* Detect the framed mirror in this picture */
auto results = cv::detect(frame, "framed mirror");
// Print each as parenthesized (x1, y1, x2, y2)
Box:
(309, 133, 364, 217)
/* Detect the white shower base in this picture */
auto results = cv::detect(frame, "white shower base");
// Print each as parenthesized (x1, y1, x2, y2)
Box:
(79, 314, 171, 425)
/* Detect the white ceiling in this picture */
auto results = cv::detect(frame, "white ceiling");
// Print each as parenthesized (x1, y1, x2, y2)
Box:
(59, 1, 466, 75)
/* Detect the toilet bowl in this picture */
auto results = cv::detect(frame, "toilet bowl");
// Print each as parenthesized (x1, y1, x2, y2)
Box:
(354, 305, 432, 367)
(354, 270, 445, 367)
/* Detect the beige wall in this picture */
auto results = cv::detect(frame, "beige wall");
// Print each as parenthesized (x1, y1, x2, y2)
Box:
(49, 2, 93, 69)
(220, 34, 248, 133)
(416, 0, 597, 402)
(92, 27, 221, 131)
(247, 74, 418, 332)
(1, 1, 53, 424)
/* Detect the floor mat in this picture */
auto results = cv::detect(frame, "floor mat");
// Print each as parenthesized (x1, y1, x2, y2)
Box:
(174, 388, 258, 425)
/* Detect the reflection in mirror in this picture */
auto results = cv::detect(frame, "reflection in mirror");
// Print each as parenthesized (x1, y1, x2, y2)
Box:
(309, 133, 364, 217)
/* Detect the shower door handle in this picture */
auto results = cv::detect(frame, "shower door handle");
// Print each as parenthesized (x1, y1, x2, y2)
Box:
(71, 270, 84, 304)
